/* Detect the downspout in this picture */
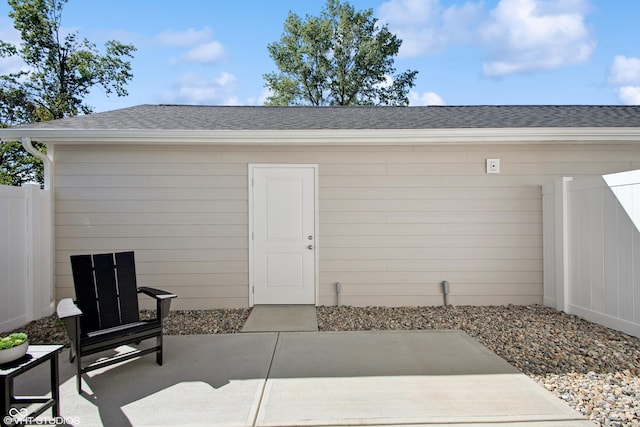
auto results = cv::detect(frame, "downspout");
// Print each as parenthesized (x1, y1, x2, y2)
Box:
(22, 137, 53, 190)
(22, 137, 56, 316)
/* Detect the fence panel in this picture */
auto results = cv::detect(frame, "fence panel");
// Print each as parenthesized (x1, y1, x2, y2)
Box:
(0, 184, 53, 332)
(544, 174, 640, 338)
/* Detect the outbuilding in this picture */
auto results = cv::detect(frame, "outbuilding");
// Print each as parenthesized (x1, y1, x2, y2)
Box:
(2, 104, 640, 311)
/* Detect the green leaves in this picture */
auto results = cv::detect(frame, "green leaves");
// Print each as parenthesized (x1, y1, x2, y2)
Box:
(1, 0, 136, 124)
(264, 0, 417, 106)
(0, 140, 45, 186)
(0, 0, 136, 185)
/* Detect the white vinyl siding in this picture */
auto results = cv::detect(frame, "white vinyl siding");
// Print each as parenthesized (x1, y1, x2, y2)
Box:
(53, 143, 640, 309)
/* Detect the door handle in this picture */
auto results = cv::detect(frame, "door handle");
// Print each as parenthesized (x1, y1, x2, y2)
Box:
(308, 245, 314, 250)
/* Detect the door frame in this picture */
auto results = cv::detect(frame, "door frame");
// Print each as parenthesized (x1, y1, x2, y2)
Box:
(248, 163, 319, 307)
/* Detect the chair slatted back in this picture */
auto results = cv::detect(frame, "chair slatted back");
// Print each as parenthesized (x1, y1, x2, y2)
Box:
(70, 251, 141, 335)
(115, 252, 140, 324)
(70, 255, 101, 334)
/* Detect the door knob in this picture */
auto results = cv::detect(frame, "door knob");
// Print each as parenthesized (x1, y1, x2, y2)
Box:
(308, 245, 314, 250)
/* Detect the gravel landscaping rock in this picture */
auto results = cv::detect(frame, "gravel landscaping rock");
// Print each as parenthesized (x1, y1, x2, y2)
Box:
(6, 304, 639, 426)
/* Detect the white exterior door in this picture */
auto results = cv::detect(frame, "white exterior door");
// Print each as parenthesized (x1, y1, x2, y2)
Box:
(249, 165, 317, 305)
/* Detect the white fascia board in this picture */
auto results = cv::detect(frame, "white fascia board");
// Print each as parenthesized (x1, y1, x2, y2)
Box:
(2, 127, 640, 145)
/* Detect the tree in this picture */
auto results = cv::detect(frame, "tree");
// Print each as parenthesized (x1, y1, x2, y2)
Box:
(264, 0, 418, 106)
(0, 0, 136, 185)
(1, 0, 136, 122)
(0, 139, 44, 185)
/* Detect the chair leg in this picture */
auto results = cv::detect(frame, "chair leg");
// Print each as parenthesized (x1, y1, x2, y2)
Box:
(156, 334, 163, 366)
(76, 352, 83, 394)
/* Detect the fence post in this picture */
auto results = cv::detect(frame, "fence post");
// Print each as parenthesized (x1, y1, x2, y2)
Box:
(554, 177, 572, 313)
(23, 183, 54, 321)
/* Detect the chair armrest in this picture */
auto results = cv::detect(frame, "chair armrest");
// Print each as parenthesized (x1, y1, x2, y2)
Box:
(56, 298, 82, 360)
(138, 287, 177, 300)
(57, 298, 82, 319)
(138, 287, 176, 321)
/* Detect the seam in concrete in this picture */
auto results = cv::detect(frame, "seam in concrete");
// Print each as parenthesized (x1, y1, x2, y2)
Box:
(251, 332, 281, 426)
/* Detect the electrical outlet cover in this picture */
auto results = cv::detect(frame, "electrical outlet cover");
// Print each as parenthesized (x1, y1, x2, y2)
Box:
(486, 158, 500, 174)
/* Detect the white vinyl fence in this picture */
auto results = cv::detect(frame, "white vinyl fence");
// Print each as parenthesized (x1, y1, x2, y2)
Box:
(543, 173, 640, 338)
(0, 184, 54, 332)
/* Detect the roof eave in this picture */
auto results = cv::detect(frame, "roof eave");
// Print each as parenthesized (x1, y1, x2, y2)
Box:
(2, 127, 640, 145)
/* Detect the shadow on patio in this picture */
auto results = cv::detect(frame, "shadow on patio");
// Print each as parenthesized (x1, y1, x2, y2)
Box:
(11, 330, 590, 427)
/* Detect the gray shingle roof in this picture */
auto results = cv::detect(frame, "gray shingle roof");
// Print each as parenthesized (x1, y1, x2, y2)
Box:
(12, 104, 640, 130)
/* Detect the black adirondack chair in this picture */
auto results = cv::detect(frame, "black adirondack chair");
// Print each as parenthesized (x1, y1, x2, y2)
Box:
(57, 251, 177, 393)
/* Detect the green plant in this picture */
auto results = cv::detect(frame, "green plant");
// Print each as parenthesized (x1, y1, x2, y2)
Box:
(0, 333, 28, 350)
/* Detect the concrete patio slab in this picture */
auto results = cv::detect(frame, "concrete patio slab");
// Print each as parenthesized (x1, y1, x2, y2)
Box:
(13, 333, 279, 427)
(257, 331, 588, 426)
(241, 305, 318, 332)
(9, 330, 590, 426)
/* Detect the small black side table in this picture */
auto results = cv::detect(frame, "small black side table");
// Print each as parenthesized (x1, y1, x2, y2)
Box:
(1, 345, 63, 427)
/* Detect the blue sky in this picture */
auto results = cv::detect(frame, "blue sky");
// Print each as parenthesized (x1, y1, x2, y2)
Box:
(1, 0, 640, 112)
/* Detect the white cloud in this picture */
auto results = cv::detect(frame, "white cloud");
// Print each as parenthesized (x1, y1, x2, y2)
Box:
(155, 27, 226, 64)
(379, 0, 594, 78)
(213, 71, 236, 87)
(161, 71, 238, 105)
(609, 56, 640, 85)
(378, 0, 483, 56)
(0, 50, 26, 76)
(0, 54, 25, 76)
(246, 88, 272, 106)
(480, 0, 595, 77)
(377, 74, 394, 89)
(0, 17, 27, 75)
(374, 75, 444, 105)
(182, 41, 226, 64)
(608, 56, 640, 104)
(154, 28, 213, 47)
(409, 90, 445, 106)
(0, 18, 19, 45)
(616, 86, 640, 105)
